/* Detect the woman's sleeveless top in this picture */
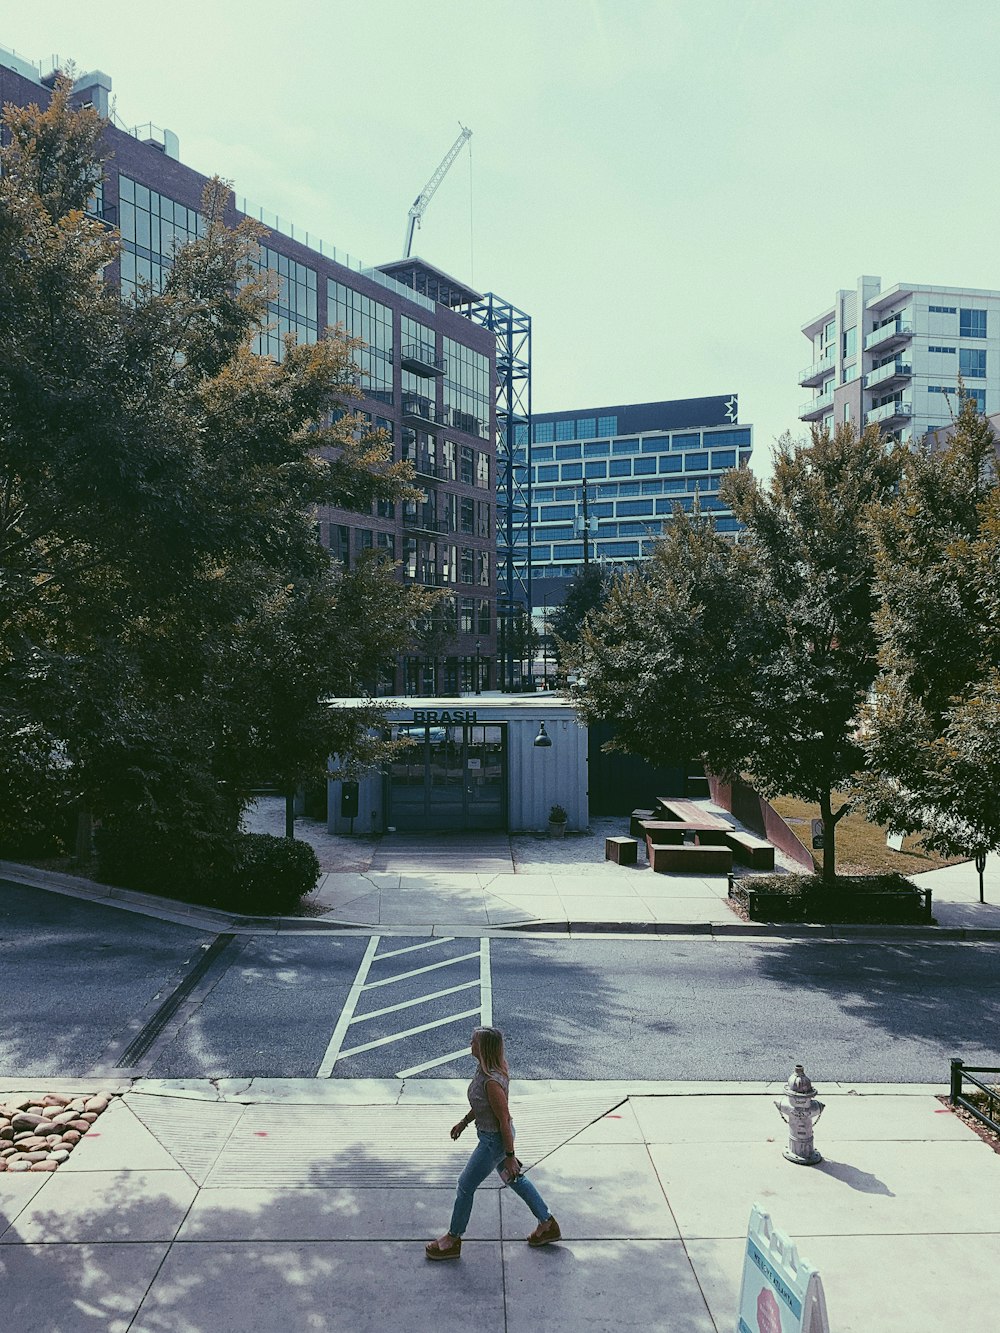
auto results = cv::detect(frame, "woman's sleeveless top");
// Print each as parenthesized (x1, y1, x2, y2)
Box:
(467, 1066, 508, 1132)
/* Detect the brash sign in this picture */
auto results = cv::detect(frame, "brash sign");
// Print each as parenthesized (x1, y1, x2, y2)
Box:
(736, 1205, 829, 1333)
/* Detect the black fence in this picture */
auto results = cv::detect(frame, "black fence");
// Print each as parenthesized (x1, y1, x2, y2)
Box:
(950, 1059, 1000, 1134)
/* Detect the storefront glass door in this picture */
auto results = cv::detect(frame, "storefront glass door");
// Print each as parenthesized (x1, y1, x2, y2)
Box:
(388, 724, 506, 830)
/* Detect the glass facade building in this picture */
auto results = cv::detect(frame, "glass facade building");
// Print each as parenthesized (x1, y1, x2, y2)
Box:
(0, 48, 501, 696)
(523, 398, 752, 603)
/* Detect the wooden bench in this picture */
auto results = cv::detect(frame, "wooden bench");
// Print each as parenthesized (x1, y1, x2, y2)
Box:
(649, 843, 733, 874)
(725, 832, 775, 870)
(654, 798, 731, 831)
(630, 809, 656, 839)
(640, 820, 691, 845)
(606, 836, 638, 866)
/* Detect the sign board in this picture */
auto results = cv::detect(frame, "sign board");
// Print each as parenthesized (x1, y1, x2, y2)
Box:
(886, 830, 905, 852)
(736, 1205, 829, 1333)
(810, 819, 824, 851)
(408, 709, 478, 724)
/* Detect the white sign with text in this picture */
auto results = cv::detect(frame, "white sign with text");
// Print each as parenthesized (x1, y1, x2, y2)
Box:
(736, 1205, 829, 1333)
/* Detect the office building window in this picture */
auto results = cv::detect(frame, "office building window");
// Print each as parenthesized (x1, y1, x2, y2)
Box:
(711, 449, 737, 469)
(329, 280, 392, 399)
(476, 452, 490, 489)
(685, 452, 709, 471)
(584, 461, 607, 478)
(968, 387, 986, 410)
(555, 420, 576, 441)
(610, 459, 631, 477)
(460, 547, 474, 583)
(118, 175, 205, 299)
(533, 422, 554, 443)
(611, 438, 639, 455)
(960, 308, 987, 338)
(659, 455, 682, 473)
(634, 457, 656, 475)
(461, 498, 475, 533)
(460, 598, 475, 633)
(705, 429, 752, 449)
(671, 433, 700, 450)
(929, 305, 957, 314)
(376, 531, 395, 558)
(576, 417, 596, 438)
(537, 465, 558, 481)
(842, 326, 857, 358)
(959, 348, 987, 378)
(584, 440, 610, 457)
(598, 415, 618, 435)
(477, 500, 491, 537)
(478, 551, 490, 587)
(460, 444, 474, 484)
(929, 346, 956, 354)
(443, 337, 489, 438)
(555, 443, 582, 460)
(477, 600, 491, 635)
(561, 463, 583, 480)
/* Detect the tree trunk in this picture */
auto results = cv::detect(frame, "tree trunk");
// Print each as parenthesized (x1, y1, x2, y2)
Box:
(819, 790, 836, 886)
(74, 808, 93, 862)
(285, 793, 295, 840)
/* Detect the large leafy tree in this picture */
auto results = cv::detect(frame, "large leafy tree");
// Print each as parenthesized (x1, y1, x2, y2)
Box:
(549, 564, 608, 668)
(568, 504, 763, 775)
(860, 399, 1000, 867)
(721, 423, 905, 882)
(0, 79, 425, 858)
(571, 425, 904, 883)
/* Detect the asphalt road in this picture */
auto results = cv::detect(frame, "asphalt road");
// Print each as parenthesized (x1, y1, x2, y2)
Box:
(3, 879, 1000, 1083)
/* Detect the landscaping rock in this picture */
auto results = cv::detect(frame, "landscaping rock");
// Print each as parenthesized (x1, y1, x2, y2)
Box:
(11, 1113, 50, 1132)
(67, 1119, 92, 1133)
(61, 1130, 81, 1145)
(29, 1160, 58, 1171)
(7, 1160, 30, 1172)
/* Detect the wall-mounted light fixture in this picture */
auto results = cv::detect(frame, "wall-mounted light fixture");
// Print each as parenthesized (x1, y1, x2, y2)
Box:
(533, 722, 552, 748)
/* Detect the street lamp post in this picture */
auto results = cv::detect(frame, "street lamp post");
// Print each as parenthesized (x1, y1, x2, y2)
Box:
(475, 639, 481, 695)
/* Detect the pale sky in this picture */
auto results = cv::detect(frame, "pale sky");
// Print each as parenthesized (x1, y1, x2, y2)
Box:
(7, 2, 1000, 471)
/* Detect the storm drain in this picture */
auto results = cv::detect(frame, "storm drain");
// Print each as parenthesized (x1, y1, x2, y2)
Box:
(115, 934, 238, 1069)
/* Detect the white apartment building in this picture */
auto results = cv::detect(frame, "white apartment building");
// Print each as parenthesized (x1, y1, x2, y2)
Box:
(799, 276, 1000, 444)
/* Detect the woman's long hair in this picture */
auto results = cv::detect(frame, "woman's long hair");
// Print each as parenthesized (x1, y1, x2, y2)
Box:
(475, 1026, 509, 1077)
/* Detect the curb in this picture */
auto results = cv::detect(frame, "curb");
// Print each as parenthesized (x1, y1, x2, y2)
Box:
(4, 859, 1000, 942)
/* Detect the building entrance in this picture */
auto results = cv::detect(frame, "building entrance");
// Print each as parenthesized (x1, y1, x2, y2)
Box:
(387, 723, 506, 831)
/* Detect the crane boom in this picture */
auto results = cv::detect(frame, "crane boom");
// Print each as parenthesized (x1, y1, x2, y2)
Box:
(404, 124, 472, 258)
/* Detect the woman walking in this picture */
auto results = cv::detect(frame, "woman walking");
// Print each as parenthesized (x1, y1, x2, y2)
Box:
(425, 1026, 560, 1260)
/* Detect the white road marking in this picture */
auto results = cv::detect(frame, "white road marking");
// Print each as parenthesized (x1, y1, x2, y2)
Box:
(396, 1046, 472, 1078)
(374, 937, 456, 962)
(348, 979, 481, 1025)
(479, 936, 493, 1026)
(315, 935, 380, 1078)
(338, 1007, 482, 1059)
(320, 937, 492, 1078)
(360, 951, 481, 990)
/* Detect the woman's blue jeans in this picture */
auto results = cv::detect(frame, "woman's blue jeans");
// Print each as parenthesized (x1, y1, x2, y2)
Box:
(449, 1127, 552, 1237)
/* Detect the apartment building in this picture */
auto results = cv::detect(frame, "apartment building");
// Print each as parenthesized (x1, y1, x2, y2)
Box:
(800, 276, 1000, 444)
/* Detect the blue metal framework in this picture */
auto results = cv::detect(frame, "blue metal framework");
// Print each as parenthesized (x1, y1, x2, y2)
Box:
(465, 293, 532, 689)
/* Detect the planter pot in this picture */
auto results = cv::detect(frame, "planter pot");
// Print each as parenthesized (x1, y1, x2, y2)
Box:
(548, 821, 566, 839)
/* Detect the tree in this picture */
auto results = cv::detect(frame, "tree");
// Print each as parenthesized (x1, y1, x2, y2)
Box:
(549, 565, 608, 667)
(720, 423, 905, 882)
(0, 80, 425, 869)
(860, 398, 1000, 870)
(568, 503, 763, 775)
(571, 425, 904, 883)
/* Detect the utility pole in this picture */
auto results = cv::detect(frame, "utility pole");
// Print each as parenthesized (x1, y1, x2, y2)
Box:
(577, 482, 596, 569)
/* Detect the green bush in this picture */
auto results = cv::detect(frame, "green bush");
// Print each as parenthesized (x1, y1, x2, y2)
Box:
(226, 833, 319, 915)
(95, 821, 236, 903)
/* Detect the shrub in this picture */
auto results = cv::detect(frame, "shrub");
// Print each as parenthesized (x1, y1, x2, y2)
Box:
(225, 833, 319, 915)
(548, 804, 568, 823)
(95, 820, 236, 903)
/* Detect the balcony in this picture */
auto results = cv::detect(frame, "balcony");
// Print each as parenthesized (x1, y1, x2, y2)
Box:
(402, 396, 444, 428)
(405, 454, 449, 482)
(799, 389, 834, 421)
(798, 353, 835, 387)
(864, 321, 913, 353)
(402, 512, 448, 536)
(400, 343, 446, 377)
(864, 359, 912, 391)
(866, 398, 912, 427)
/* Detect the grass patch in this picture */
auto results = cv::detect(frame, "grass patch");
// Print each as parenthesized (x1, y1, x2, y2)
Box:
(767, 791, 968, 876)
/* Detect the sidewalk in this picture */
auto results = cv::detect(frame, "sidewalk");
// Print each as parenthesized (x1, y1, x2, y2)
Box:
(6, 803, 999, 940)
(2, 1076, 998, 1331)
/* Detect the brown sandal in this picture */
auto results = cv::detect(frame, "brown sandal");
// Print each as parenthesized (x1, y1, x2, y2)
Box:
(425, 1234, 462, 1260)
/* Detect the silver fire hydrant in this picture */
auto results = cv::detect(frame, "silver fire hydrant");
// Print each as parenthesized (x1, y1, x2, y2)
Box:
(774, 1064, 824, 1165)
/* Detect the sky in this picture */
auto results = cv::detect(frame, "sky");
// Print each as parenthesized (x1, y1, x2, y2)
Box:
(6, 1, 1000, 472)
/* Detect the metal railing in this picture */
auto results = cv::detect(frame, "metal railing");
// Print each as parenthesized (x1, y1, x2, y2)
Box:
(866, 399, 912, 425)
(800, 390, 834, 419)
(865, 360, 912, 389)
(401, 344, 447, 375)
(799, 354, 835, 386)
(865, 321, 913, 351)
(950, 1060, 1000, 1134)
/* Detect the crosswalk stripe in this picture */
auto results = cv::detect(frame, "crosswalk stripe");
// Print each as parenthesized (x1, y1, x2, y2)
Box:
(361, 951, 481, 990)
(337, 1007, 483, 1059)
(349, 979, 481, 1025)
(396, 1047, 472, 1078)
(315, 935, 380, 1078)
(374, 938, 455, 962)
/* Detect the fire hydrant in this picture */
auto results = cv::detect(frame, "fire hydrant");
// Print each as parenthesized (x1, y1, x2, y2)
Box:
(774, 1064, 824, 1165)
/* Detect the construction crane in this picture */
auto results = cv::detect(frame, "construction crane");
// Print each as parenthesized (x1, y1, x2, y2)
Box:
(403, 124, 472, 258)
